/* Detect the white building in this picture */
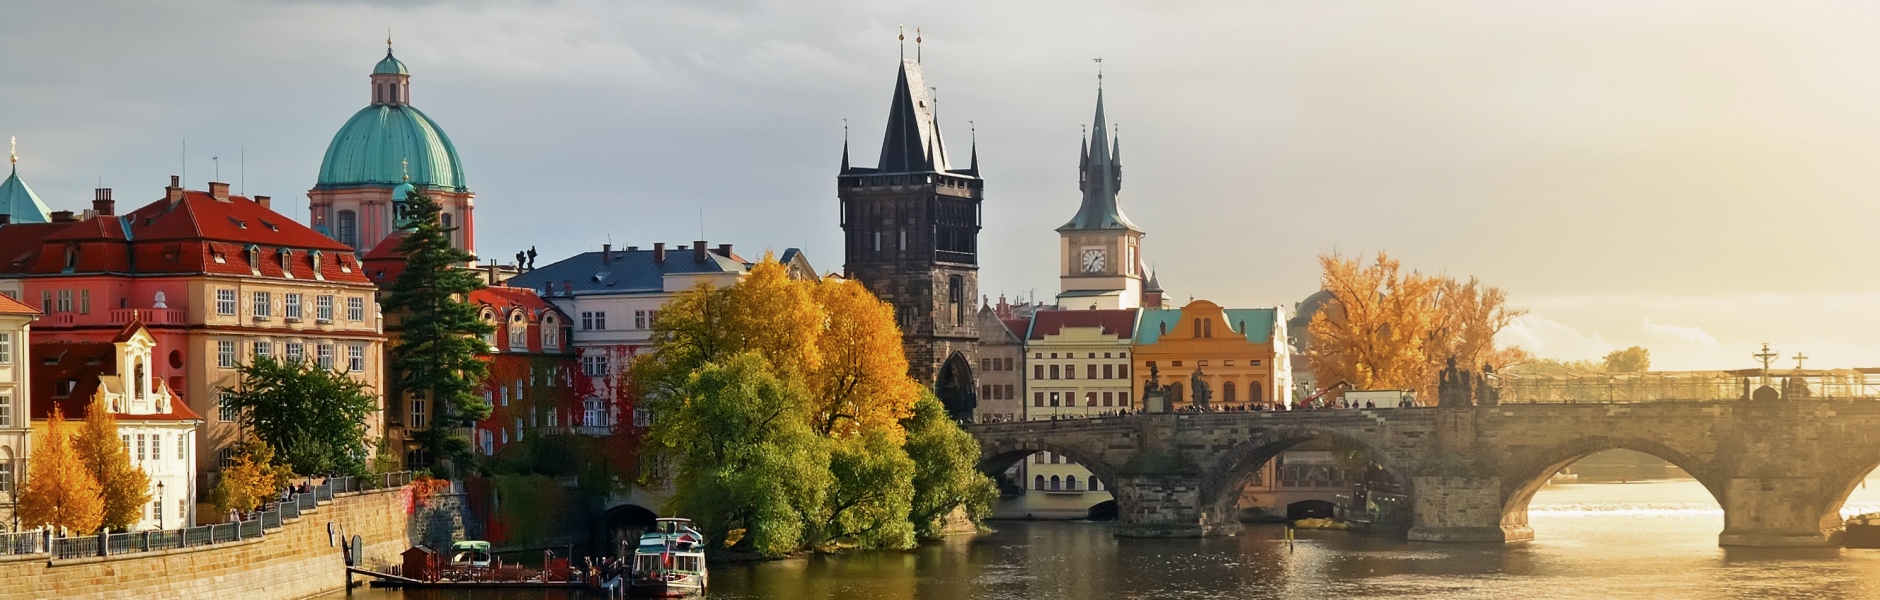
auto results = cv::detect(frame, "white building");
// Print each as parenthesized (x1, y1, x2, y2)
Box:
(34, 324, 201, 530)
(0, 295, 37, 531)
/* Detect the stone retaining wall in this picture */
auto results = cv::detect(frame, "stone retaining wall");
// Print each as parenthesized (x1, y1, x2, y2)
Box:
(0, 486, 424, 600)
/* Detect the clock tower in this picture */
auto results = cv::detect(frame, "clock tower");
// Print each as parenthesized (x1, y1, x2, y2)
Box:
(1057, 86, 1145, 310)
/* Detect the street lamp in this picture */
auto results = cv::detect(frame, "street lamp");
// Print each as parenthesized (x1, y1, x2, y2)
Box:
(156, 481, 165, 530)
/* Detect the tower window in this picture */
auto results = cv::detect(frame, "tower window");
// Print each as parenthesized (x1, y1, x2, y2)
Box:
(948, 275, 964, 325)
(336, 210, 358, 248)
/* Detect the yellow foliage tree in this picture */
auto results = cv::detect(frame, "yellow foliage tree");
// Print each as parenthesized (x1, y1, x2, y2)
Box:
(73, 395, 150, 531)
(210, 439, 295, 515)
(1308, 252, 1528, 403)
(809, 277, 920, 439)
(17, 406, 104, 534)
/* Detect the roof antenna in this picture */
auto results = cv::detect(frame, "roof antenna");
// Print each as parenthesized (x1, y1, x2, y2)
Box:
(212, 156, 220, 182)
(240, 146, 246, 195)
(698, 208, 705, 240)
(898, 25, 905, 60)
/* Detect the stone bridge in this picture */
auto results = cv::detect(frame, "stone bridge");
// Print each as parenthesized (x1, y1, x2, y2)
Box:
(967, 400, 1880, 547)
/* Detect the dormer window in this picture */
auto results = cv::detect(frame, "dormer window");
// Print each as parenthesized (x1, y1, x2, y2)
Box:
(542, 315, 560, 350)
(245, 245, 260, 275)
(479, 309, 497, 351)
(309, 250, 324, 280)
(508, 311, 528, 350)
(279, 248, 294, 278)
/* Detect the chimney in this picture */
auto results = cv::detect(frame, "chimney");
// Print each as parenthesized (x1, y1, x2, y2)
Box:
(653, 242, 666, 264)
(601, 243, 612, 266)
(255, 195, 271, 209)
(50, 210, 76, 223)
(92, 188, 114, 216)
(0, 214, 12, 226)
(208, 182, 230, 202)
(486, 261, 499, 286)
(625, 246, 638, 252)
(715, 243, 733, 258)
(562, 281, 572, 296)
(693, 240, 708, 262)
(167, 175, 183, 203)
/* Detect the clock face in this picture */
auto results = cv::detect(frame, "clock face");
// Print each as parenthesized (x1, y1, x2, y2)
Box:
(1081, 249, 1106, 273)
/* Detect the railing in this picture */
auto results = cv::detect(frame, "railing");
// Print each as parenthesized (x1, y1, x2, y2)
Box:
(108, 308, 185, 326)
(3, 470, 417, 560)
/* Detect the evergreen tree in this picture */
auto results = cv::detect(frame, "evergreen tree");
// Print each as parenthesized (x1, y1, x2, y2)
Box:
(381, 188, 492, 475)
(222, 356, 378, 477)
(17, 406, 104, 534)
(73, 396, 150, 531)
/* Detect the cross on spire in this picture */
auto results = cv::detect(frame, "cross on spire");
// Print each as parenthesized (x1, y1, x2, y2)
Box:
(1753, 343, 1779, 382)
(1793, 352, 1810, 371)
(1094, 57, 1103, 88)
(402, 157, 410, 181)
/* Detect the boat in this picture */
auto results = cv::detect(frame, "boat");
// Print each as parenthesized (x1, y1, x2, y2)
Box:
(1847, 513, 1880, 548)
(449, 540, 493, 568)
(629, 518, 708, 597)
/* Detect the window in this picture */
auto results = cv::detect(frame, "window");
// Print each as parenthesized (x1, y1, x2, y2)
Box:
(348, 344, 365, 372)
(1004, 384, 1014, 400)
(1050, 475, 1061, 491)
(40, 290, 50, 313)
(219, 448, 237, 469)
(1049, 365, 1060, 380)
(1223, 360, 1236, 367)
(1193, 319, 1200, 338)
(509, 312, 528, 348)
(1066, 364, 1076, 380)
(1249, 384, 1262, 404)
(1103, 392, 1114, 407)
(1033, 365, 1043, 380)
(217, 340, 236, 368)
(542, 316, 560, 349)
(254, 341, 271, 359)
(0, 394, 10, 426)
(582, 355, 609, 377)
(1086, 392, 1097, 406)
(347, 296, 366, 321)
(285, 293, 302, 320)
(286, 342, 304, 363)
(152, 435, 162, 463)
(1205, 318, 1213, 338)
(410, 398, 426, 429)
(1121, 391, 1130, 406)
(252, 291, 271, 318)
(1087, 364, 1097, 379)
(1033, 392, 1044, 407)
(178, 434, 185, 459)
(1120, 365, 1129, 379)
(981, 385, 992, 399)
(1034, 475, 1045, 490)
(1049, 392, 1060, 407)
(634, 310, 648, 330)
(1066, 475, 1078, 491)
(481, 430, 493, 456)
(336, 210, 358, 248)
(1224, 381, 1237, 403)
(0, 463, 11, 495)
(216, 289, 237, 315)
(317, 344, 334, 369)
(218, 390, 237, 421)
(152, 499, 162, 523)
(79, 289, 90, 314)
(0, 332, 10, 364)
(316, 295, 334, 322)
(1004, 357, 1013, 371)
(136, 434, 146, 461)
(56, 290, 71, 312)
(899, 230, 907, 251)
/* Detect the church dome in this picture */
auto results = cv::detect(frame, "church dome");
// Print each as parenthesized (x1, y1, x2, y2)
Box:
(373, 53, 408, 76)
(316, 105, 465, 189)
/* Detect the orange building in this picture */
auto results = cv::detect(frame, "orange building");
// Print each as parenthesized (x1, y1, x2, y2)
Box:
(1132, 300, 1292, 410)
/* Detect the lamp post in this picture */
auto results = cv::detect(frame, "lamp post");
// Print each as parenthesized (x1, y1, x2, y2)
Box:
(156, 481, 165, 530)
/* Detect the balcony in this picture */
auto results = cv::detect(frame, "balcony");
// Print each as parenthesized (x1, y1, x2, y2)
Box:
(111, 308, 184, 326)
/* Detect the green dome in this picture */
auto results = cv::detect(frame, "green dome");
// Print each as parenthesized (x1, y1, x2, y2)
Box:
(374, 52, 408, 75)
(316, 104, 466, 190)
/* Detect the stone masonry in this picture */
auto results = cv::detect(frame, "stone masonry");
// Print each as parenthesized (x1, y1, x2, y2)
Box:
(968, 400, 1880, 547)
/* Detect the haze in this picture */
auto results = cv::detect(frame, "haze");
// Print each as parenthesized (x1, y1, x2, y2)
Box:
(3, 0, 1877, 370)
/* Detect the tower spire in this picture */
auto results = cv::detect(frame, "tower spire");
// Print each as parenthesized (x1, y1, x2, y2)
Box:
(1059, 72, 1138, 233)
(968, 120, 978, 174)
(840, 119, 851, 172)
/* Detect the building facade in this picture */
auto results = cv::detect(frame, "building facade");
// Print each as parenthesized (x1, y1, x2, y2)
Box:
(973, 303, 1025, 424)
(468, 286, 587, 459)
(838, 56, 983, 419)
(1133, 300, 1293, 410)
(1024, 310, 1138, 419)
(1056, 88, 1146, 311)
(0, 296, 35, 531)
(32, 324, 202, 530)
(3, 180, 383, 496)
(308, 45, 475, 255)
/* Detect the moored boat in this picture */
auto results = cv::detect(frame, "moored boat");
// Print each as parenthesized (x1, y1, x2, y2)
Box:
(630, 518, 708, 597)
(1847, 513, 1880, 548)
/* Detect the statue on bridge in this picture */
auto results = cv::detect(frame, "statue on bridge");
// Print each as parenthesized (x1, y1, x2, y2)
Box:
(1191, 366, 1212, 409)
(1438, 357, 1476, 407)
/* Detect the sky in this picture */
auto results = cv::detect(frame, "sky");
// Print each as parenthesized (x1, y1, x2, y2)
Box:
(4, 0, 1880, 370)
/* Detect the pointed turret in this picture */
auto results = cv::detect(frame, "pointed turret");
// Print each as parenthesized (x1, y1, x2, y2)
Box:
(874, 60, 951, 173)
(0, 139, 52, 224)
(840, 135, 851, 173)
(1059, 88, 1138, 232)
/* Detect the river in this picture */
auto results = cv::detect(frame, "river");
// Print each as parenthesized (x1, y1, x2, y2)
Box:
(343, 472, 1880, 600)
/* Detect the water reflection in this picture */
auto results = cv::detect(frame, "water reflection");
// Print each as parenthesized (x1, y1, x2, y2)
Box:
(340, 474, 1880, 600)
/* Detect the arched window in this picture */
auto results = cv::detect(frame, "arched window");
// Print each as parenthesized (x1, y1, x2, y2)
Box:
(1204, 318, 1213, 338)
(1091, 478, 1102, 491)
(336, 210, 358, 248)
(508, 311, 528, 349)
(134, 360, 146, 400)
(1034, 475, 1045, 490)
(1223, 381, 1236, 403)
(1050, 475, 1062, 491)
(542, 315, 560, 349)
(479, 309, 497, 350)
(1065, 475, 1079, 491)
(1192, 319, 1200, 338)
(1250, 384, 1262, 404)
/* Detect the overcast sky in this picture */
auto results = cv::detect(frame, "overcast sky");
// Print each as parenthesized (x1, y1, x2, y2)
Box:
(6, 0, 1880, 370)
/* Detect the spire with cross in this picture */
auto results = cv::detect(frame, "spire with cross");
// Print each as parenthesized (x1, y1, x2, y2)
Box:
(1753, 343, 1779, 383)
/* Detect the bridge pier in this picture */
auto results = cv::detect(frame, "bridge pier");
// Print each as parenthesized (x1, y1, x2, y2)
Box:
(1717, 477, 1840, 547)
(1407, 476, 1533, 543)
(1112, 475, 1240, 538)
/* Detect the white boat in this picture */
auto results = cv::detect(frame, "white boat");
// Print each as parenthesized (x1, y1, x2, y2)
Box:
(630, 518, 708, 597)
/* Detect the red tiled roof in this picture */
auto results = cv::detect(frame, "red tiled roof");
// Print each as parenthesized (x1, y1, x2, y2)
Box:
(1028, 309, 1137, 341)
(1001, 318, 1030, 339)
(470, 286, 563, 322)
(0, 222, 72, 275)
(0, 294, 38, 315)
(29, 340, 202, 422)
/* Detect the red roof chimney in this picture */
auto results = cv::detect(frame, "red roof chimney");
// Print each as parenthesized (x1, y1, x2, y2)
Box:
(208, 182, 230, 202)
(50, 210, 76, 223)
(92, 188, 114, 216)
(167, 175, 183, 203)
(255, 195, 271, 209)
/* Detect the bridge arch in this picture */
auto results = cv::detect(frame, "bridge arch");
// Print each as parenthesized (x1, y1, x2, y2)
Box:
(977, 438, 1121, 494)
(1497, 436, 1725, 539)
(1200, 424, 1405, 520)
(1816, 448, 1880, 537)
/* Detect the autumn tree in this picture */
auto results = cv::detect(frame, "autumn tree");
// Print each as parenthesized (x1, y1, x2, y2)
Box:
(1604, 346, 1651, 373)
(1307, 252, 1528, 403)
(73, 396, 150, 531)
(210, 439, 295, 515)
(17, 406, 103, 534)
(808, 277, 921, 439)
(382, 188, 493, 475)
(223, 356, 378, 477)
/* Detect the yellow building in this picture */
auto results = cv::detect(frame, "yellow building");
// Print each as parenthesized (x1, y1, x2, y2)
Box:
(1132, 300, 1292, 410)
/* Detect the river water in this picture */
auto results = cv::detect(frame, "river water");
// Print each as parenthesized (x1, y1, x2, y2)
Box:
(343, 473, 1880, 600)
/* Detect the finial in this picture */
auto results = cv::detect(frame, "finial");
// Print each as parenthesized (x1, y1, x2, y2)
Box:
(387, 28, 393, 54)
(916, 27, 923, 63)
(899, 25, 905, 59)
(401, 157, 410, 181)
(7, 136, 14, 165)
(1094, 57, 1103, 89)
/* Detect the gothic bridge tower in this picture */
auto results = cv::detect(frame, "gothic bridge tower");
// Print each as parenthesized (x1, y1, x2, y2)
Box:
(839, 53, 983, 419)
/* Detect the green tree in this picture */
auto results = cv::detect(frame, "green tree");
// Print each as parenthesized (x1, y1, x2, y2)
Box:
(17, 406, 104, 534)
(903, 393, 997, 540)
(650, 354, 832, 558)
(73, 396, 150, 531)
(1604, 346, 1651, 373)
(818, 429, 915, 549)
(222, 356, 378, 477)
(381, 188, 492, 475)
